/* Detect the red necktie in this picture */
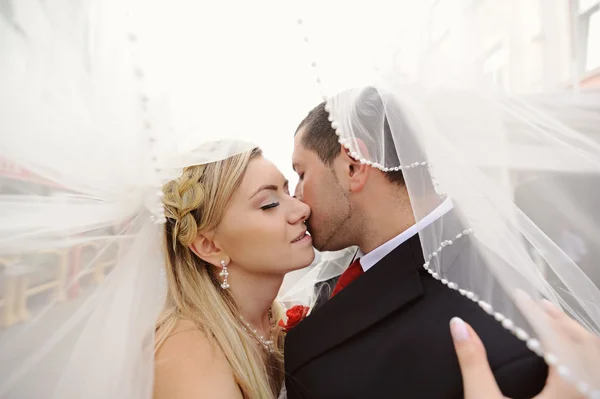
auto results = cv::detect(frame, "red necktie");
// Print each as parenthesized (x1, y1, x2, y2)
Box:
(331, 258, 364, 298)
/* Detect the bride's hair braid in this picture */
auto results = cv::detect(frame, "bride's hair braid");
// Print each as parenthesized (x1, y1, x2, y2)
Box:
(162, 166, 207, 249)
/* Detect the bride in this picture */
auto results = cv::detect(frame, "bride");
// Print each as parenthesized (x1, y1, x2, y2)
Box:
(154, 148, 313, 398)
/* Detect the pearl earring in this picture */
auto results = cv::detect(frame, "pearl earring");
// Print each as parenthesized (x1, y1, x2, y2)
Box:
(219, 260, 230, 289)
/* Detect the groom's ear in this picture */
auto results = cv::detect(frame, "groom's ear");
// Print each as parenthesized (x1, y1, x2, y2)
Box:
(190, 233, 229, 267)
(339, 141, 370, 193)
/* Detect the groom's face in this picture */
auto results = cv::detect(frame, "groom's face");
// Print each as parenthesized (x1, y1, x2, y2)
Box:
(292, 129, 352, 252)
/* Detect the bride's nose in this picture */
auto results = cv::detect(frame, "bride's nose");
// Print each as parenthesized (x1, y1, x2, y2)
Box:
(289, 198, 310, 224)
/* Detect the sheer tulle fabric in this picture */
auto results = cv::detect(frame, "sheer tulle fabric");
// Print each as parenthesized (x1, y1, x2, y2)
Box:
(0, 0, 309, 397)
(0, 0, 346, 396)
(325, 84, 600, 393)
(1, 0, 599, 398)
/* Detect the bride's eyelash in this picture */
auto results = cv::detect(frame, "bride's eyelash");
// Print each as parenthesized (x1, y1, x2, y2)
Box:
(261, 202, 279, 210)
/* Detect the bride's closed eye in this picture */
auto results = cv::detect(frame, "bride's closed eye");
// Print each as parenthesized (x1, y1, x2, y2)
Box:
(261, 202, 280, 211)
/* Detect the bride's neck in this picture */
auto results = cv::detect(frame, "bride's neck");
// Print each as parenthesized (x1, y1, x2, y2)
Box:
(228, 267, 283, 335)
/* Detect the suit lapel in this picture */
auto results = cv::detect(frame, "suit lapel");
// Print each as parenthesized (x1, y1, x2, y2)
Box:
(285, 234, 426, 374)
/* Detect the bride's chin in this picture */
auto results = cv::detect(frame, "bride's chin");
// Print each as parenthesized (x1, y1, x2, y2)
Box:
(289, 248, 316, 271)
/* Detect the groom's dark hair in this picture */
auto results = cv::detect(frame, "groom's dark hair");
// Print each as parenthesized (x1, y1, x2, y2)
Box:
(294, 102, 340, 165)
(295, 88, 405, 186)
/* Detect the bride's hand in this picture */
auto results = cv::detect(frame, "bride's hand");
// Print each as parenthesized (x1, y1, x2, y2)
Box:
(449, 305, 599, 399)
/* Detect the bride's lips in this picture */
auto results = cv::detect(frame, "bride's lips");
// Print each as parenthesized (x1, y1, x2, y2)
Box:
(291, 230, 311, 244)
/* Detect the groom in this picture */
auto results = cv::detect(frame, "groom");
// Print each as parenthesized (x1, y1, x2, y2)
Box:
(284, 87, 548, 398)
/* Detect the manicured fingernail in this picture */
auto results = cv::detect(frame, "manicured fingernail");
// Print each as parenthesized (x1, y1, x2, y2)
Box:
(541, 299, 559, 315)
(450, 317, 469, 342)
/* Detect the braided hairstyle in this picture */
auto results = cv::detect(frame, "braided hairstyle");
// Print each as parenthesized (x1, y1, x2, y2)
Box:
(155, 148, 285, 398)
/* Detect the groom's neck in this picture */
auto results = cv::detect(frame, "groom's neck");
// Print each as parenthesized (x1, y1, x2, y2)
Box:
(355, 186, 416, 254)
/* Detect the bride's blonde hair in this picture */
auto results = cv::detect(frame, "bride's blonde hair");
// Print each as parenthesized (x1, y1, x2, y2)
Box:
(155, 148, 285, 398)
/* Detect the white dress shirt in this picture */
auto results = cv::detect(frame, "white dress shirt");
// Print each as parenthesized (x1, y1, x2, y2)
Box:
(359, 197, 454, 272)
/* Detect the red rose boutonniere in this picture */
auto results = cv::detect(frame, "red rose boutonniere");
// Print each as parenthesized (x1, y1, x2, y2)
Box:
(278, 305, 310, 332)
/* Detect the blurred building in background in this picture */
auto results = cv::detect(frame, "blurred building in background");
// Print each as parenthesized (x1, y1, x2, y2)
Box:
(422, 0, 600, 91)
(0, 157, 116, 329)
(420, 0, 600, 286)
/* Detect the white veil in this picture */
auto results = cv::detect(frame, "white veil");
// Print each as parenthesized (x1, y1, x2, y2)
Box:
(290, 1, 600, 396)
(1, 0, 599, 398)
(325, 84, 600, 395)
(0, 0, 319, 396)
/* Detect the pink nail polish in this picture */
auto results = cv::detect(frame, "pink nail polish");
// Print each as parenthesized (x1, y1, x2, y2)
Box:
(450, 317, 469, 342)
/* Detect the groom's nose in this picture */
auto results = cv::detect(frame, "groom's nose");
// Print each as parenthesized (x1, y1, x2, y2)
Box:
(294, 183, 303, 201)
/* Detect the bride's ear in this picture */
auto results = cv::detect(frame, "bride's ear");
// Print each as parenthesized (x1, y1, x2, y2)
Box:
(189, 234, 228, 267)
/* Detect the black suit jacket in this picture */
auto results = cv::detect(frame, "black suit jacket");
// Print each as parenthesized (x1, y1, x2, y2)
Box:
(284, 224, 548, 398)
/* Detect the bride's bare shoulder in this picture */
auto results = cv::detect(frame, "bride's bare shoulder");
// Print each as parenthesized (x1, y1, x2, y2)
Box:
(154, 319, 242, 399)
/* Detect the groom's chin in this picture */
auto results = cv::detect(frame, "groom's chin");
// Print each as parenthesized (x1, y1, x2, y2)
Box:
(314, 234, 352, 253)
(307, 230, 324, 251)
(307, 222, 338, 252)
(312, 234, 337, 253)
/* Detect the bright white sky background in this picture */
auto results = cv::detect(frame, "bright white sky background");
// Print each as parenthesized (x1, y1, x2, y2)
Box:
(131, 0, 430, 190)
